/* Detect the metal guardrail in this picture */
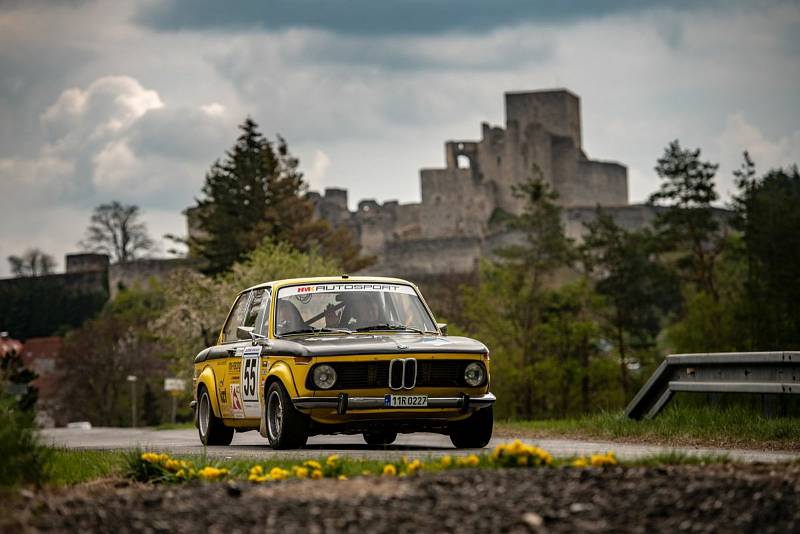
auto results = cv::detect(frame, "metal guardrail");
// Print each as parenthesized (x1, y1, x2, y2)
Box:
(625, 352, 800, 420)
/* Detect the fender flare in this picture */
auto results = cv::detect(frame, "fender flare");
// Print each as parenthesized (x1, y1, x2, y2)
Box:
(265, 360, 300, 398)
(196, 365, 222, 418)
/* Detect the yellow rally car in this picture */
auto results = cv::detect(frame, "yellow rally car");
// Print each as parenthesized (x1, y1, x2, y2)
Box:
(191, 276, 495, 449)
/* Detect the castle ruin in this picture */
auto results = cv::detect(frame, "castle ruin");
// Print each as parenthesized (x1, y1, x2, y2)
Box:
(310, 88, 643, 278)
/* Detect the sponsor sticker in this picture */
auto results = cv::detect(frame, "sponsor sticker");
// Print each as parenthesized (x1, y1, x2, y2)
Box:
(279, 283, 416, 298)
(230, 384, 244, 418)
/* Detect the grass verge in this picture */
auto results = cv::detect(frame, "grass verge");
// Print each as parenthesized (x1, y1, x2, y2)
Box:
(496, 404, 800, 450)
(45, 449, 128, 485)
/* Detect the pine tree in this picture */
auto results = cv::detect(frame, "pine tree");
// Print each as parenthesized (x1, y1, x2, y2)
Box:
(648, 140, 723, 301)
(191, 118, 370, 274)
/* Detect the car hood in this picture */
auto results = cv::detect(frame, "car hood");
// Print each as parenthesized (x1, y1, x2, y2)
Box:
(264, 333, 488, 358)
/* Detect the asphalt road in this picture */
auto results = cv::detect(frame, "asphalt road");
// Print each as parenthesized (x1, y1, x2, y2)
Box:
(41, 427, 800, 463)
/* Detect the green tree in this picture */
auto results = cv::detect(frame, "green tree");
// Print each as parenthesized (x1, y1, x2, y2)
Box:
(648, 140, 723, 299)
(733, 162, 800, 349)
(155, 240, 341, 372)
(648, 141, 727, 348)
(581, 211, 680, 396)
(190, 118, 370, 274)
(56, 284, 167, 426)
(80, 201, 154, 263)
(0, 349, 38, 412)
(461, 176, 600, 418)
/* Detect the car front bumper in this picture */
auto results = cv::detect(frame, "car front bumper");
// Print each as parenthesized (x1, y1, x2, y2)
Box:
(293, 392, 495, 415)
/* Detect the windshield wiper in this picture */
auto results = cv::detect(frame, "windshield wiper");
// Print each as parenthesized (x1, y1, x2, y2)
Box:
(354, 323, 429, 335)
(280, 326, 352, 337)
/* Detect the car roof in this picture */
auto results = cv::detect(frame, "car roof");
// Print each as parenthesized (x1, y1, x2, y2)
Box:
(241, 275, 417, 294)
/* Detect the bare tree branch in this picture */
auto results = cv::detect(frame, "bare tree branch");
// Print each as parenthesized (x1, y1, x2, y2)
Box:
(79, 201, 154, 263)
(7, 248, 56, 277)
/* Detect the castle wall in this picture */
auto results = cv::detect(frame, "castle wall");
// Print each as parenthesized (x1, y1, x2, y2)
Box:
(505, 90, 582, 155)
(574, 160, 628, 207)
(109, 258, 197, 298)
(365, 236, 484, 278)
(0, 270, 108, 339)
(419, 168, 494, 238)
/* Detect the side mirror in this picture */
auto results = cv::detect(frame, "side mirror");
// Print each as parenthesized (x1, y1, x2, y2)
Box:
(436, 323, 448, 336)
(236, 326, 254, 340)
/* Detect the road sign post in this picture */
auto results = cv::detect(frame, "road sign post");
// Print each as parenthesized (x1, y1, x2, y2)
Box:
(164, 378, 187, 425)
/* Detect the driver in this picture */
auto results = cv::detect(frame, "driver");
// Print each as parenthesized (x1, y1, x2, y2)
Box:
(325, 292, 381, 329)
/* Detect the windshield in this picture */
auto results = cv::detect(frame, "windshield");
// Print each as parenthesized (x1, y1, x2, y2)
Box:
(275, 282, 437, 336)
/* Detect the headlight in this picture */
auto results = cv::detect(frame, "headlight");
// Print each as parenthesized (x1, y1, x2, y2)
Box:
(464, 362, 485, 387)
(312, 364, 337, 389)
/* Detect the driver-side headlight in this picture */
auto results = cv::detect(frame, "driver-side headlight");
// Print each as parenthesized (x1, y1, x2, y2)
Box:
(464, 362, 485, 387)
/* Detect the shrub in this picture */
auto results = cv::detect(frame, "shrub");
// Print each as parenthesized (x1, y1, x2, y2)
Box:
(0, 394, 50, 487)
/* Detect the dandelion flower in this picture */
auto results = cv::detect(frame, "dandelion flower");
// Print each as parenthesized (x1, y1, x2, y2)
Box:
(382, 464, 397, 476)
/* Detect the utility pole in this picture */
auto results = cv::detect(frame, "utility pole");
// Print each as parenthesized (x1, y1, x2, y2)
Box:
(127, 375, 138, 427)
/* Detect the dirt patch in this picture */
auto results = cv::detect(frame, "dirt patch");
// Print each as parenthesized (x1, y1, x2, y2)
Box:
(4, 464, 799, 533)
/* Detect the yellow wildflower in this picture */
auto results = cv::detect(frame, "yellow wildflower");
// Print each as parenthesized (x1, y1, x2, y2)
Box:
(326, 455, 339, 467)
(141, 452, 160, 463)
(311, 469, 323, 480)
(465, 454, 480, 467)
(491, 444, 505, 460)
(303, 460, 322, 470)
(572, 457, 588, 468)
(293, 466, 309, 479)
(590, 451, 617, 467)
(361, 470, 373, 476)
(517, 455, 528, 466)
(382, 464, 397, 476)
(197, 466, 229, 480)
(249, 465, 264, 477)
(338, 475, 348, 481)
(406, 459, 423, 475)
(164, 459, 183, 472)
(440, 455, 453, 467)
(269, 467, 290, 480)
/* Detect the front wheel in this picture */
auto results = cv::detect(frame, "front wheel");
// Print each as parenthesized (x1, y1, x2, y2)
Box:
(449, 406, 493, 448)
(196, 385, 234, 446)
(265, 381, 308, 450)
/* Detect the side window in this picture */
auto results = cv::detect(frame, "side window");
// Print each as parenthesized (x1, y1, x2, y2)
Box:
(222, 292, 251, 343)
(254, 288, 272, 336)
(243, 289, 266, 328)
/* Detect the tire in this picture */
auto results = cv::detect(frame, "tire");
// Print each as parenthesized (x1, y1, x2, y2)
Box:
(363, 431, 397, 446)
(265, 381, 308, 450)
(449, 406, 493, 448)
(196, 385, 234, 446)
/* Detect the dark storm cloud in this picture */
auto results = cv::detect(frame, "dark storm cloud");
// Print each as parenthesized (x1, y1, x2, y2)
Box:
(137, 0, 709, 35)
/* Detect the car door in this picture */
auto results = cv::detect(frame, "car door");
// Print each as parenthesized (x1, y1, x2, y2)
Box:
(215, 291, 253, 419)
(239, 288, 269, 419)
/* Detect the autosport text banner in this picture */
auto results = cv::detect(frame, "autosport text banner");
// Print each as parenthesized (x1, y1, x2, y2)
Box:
(279, 283, 416, 298)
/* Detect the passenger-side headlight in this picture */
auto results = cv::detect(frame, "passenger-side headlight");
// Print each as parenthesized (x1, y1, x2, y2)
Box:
(464, 362, 485, 387)
(312, 364, 337, 389)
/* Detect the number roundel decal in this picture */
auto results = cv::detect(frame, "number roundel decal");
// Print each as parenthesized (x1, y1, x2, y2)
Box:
(241, 347, 261, 403)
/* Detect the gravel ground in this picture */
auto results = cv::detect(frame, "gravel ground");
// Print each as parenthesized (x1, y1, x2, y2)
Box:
(5, 465, 800, 533)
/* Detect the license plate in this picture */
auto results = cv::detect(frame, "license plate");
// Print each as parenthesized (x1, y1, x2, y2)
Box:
(384, 394, 428, 407)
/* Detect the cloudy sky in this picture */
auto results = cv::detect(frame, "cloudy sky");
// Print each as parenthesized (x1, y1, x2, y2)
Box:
(1, 0, 799, 275)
